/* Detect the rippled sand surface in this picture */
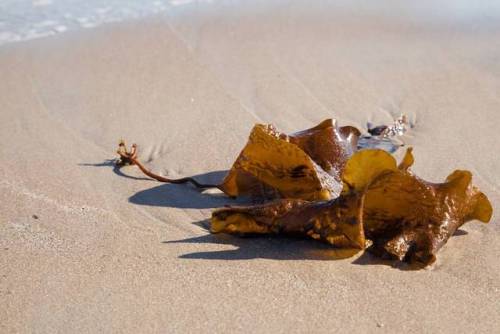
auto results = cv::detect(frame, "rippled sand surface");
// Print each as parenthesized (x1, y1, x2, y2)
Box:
(1, 1, 499, 332)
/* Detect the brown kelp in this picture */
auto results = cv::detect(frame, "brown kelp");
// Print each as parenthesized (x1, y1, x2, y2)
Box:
(117, 119, 492, 267)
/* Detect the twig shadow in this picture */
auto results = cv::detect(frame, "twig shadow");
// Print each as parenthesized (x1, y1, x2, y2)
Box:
(453, 229, 468, 236)
(79, 160, 153, 181)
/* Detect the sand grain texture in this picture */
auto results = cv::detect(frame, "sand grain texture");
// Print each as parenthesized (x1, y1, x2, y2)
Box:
(1, 1, 499, 333)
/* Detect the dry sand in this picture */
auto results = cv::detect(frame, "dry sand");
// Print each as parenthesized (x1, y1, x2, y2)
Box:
(1, 1, 499, 332)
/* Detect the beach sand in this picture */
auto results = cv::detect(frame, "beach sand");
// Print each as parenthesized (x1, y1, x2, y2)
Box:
(1, 1, 499, 332)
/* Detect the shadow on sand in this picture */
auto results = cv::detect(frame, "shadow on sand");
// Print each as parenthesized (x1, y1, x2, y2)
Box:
(163, 219, 361, 261)
(127, 170, 247, 209)
(79, 160, 154, 181)
(82, 161, 467, 269)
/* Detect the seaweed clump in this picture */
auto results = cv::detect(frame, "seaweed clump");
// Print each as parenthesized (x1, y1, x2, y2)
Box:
(117, 119, 492, 267)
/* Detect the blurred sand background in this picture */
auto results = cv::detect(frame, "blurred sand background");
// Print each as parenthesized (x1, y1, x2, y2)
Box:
(1, 0, 499, 332)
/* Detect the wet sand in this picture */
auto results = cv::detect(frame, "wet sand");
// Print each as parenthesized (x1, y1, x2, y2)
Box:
(1, 1, 499, 332)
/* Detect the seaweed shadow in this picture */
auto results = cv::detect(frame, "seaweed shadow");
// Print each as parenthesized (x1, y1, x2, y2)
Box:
(172, 220, 430, 270)
(80, 161, 243, 209)
(127, 170, 253, 209)
(85, 160, 437, 268)
(164, 219, 361, 261)
(351, 250, 422, 270)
